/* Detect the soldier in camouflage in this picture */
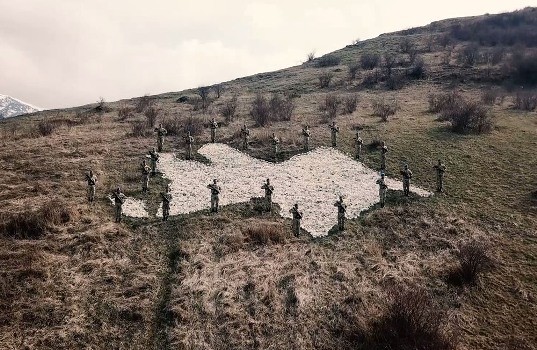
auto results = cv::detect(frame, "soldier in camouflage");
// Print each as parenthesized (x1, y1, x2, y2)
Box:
(207, 179, 221, 213)
(240, 124, 250, 150)
(380, 141, 388, 171)
(141, 159, 151, 192)
(154, 123, 167, 152)
(400, 163, 413, 196)
(354, 131, 363, 159)
(161, 184, 173, 221)
(111, 187, 126, 223)
(334, 195, 347, 231)
(329, 121, 339, 147)
(289, 203, 303, 237)
(186, 131, 194, 160)
(85, 170, 97, 202)
(433, 159, 446, 192)
(149, 147, 159, 175)
(302, 125, 311, 151)
(261, 178, 274, 211)
(271, 133, 280, 156)
(376, 172, 388, 208)
(210, 118, 218, 143)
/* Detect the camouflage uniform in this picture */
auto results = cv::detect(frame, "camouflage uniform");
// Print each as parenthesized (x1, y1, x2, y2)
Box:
(261, 178, 274, 211)
(240, 124, 250, 150)
(271, 133, 280, 156)
(161, 184, 173, 221)
(111, 187, 126, 223)
(334, 196, 347, 231)
(186, 131, 194, 160)
(149, 148, 159, 175)
(141, 160, 151, 192)
(289, 204, 303, 237)
(330, 122, 339, 147)
(433, 160, 446, 192)
(302, 125, 311, 151)
(376, 173, 388, 208)
(207, 179, 221, 213)
(354, 131, 363, 159)
(85, 170, 97, 202)
(400, 164, 413, 196)
(380, 142, 388, 171)
(210, 118, 218, 143)
(154, 124, 167, 152)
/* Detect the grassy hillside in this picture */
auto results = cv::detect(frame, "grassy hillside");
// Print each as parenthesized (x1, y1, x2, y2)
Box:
(1, 7, 536, 350)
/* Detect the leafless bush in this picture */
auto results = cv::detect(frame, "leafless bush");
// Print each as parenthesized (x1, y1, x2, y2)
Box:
(383, 53, 398, 75)
(449, 240, 492, 285)
(183, 116, 204, 136)
(348, 63, 360, 80)
(316, 54, 341, 67)
(441, 100, 493, 134)
(250, 94, 270, 126)
(135, 94, 153, 113)
(513, 91, 537, 111)
(407, 56, 426, 79)
(428, 91, 463, 113)
(320, 94, 339, 120)
(189, 96, 203, 111)
(144, 106, 158, 127)
(509, 52, 537, 86)
(161, 116, 182, 136)
(212, 84, 223, 99)
(319, 71, 334, 88)
(481, 89, 500, 105)
(1, 200, 74, 239)
(243, 223, 286, 245)
(36, 120, 56, 136)
(269, 94, 295, 121)
(372, 98, 398, 121)
(399, 37, 414, 54)
(197, 86, 211, 112)
(306, 51, 315, 63)
(117, 104, 134, 121)
(457, 44, 480, 66)
(130, 121, 149, 137)
(361, 52, 381, 70)
(385, 72, 406, 91)
(362, 286, 457, 350)
(343, 94, 358, 114)
(220, 95, 238, 122)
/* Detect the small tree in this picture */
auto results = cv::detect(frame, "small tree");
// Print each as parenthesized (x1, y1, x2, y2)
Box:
(197, 86, 211, 112)
(144, 106, 158, 128)
(212, 84, 223, 99)
(319, 72, 334, 88)
(250, 94, 270, 126)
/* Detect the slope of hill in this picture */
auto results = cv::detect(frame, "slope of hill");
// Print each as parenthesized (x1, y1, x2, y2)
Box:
(0, 94, 40, 119)
(0, 7, 536, 350)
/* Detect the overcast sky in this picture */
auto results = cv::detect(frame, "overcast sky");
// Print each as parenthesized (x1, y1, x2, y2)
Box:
(1, 1, 535, 109)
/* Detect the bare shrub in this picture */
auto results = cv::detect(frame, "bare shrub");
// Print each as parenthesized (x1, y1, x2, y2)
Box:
(197, 86, 211, 112)
(212, 84, 223, 98)
(161, 116, 182, 136)
(95, 97, 109, 113)
(37, 120, 56, 136)
(362, 286, 457, 350)
(1, 200, 73, 239)
(220, 95, 238, 122)
(372, 98, 398, 121)
(320, 94, 339, 120)
(383, 53, 398, 76)
(316, 54, 341, 67)
(189, 96, 203, 111)
(319, 71, 334, 88)
(362, 69, 381, 87)
(457, 44, 480, 66)
(135, 94, 153, 113)
(385, 72, 406, 91)
(117, 104, 134, 121)
(306, 51, 315, 63)
(428, 91, 463, 113)
(343, 94, 358, 114)
(130, 121, 149, 137)
(348, 62, 360, 80)
(407, 56, 426, 79)
(269, 94, 295, 121)
(481, 89, 500, 105)
(509, 52, 537, 86)
(183, 116, 204, 136)
(449, 240, 492, 285)
(250, 94, 270, 126)
(441, 100, 493, 134)
(361, 52, 381, 70)
(243, 223, 286, 245)
(399, 37, 414, 54)
(513, 91, 537, 111)
(144, 106, 158, 128)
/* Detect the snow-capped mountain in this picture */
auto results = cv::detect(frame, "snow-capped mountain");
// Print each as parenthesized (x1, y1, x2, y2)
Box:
(0, 94, 40, 119)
